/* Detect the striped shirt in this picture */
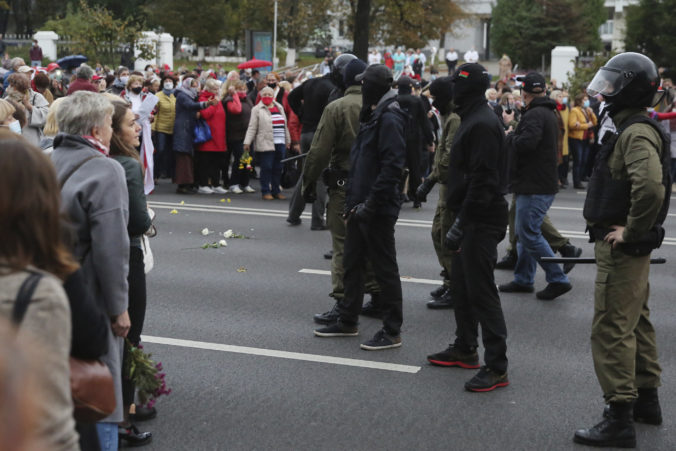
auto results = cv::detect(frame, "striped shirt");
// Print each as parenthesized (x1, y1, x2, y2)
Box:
(269, 105, 286, 145)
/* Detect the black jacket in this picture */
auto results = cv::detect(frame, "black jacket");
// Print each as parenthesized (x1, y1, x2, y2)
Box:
(64, 269, 109, 360)
(287, 75, 336, 133)
(346, 91, 408, 218)
(505, 96, 559, 194)
(446, 97, 508, 227)
(224, 94, 253, 142)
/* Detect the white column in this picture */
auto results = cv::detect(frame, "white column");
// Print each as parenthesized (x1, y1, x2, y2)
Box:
(550, 46, 579, 88)
(157, 33, 174, 71)
(134, 31, 158, 71)
(33, 31, 59, 61)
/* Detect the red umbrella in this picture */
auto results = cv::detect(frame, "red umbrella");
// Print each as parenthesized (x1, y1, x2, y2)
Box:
(237, 58, 273, 69)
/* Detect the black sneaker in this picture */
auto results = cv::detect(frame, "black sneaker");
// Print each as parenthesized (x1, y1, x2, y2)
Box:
(498, 281, 534, 293)
(426, 290, 454, 309)
(430, 285, 447, 299)
(324, 250, 333, 260)
(313, 303, 340, 325)
(465, 366, 509, 392)
(360, 329, 402, 350)
(118, 424, 152, 446)
(286, 217, 301, 226)
(536, 282, 572, 300)
(314, 322, 358, 337)
(360, 299, 386, 319)
(495, 251, 517, 270)
(559, 243, 583, 274)
(427, 345, 480, 369)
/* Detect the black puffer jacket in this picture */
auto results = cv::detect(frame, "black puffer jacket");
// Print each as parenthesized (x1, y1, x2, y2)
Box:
(346, 90, 408, 218)
(505, 96, 559, 194)
(287, 75, 336, 133)
(446, 97, 508, 227)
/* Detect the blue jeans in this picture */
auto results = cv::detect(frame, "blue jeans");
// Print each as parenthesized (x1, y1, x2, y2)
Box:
(569, 138, 589, 186)
(96, 422, 118, 451)
(514, 194, 569, 286)
(257, 144, 285, 194)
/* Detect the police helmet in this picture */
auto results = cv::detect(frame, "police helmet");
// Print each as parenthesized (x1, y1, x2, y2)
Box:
(586, 52, 659, 107)
(333, 53, 357, 74)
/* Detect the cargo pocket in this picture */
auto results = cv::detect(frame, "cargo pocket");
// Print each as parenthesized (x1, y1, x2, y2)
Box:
(594, 270, 609, 312)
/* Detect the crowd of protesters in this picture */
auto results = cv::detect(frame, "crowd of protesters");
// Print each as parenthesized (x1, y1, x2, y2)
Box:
(0, 36, 675, 451)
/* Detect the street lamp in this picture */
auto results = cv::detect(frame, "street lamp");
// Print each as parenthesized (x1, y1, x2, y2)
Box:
(273, 0, 277, 70)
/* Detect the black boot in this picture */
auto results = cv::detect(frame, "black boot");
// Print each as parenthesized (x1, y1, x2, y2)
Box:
(426, 289, 454, 309)
(430, 285, 447, 299)
(574, 402, 636, 448)
(603, 388, 662, 425)
(313, 303, 340, 325)
(361, 293, 386, 319)
(495, 250, 517, 270)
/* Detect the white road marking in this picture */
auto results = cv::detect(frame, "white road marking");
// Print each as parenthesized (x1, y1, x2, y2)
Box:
(141, 335, 421, 374)
(149, 201, 676, 242)
(299, 268, 442, 285)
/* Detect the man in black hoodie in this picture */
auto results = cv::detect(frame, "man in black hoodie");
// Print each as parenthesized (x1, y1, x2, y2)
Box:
(498, 72, 572, 301)
(427, 63, 510, 392)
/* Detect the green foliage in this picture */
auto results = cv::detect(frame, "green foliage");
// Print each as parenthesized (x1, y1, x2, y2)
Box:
(145, 0, 229, 47)
(44, 0, 154, 66)
(491, 0, 605, 69)
(625, 0, 676, 69)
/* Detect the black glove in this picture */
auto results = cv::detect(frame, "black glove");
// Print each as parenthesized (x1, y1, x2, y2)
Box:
(302, 182, 317, 204)
(444, 218, 464, 251)
(352, 201, 376, 223)
(416, 178, 436, 203)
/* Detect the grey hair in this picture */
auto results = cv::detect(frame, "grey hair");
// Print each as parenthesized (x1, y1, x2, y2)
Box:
(76, 64, 94, 80)
(57, 91, 114, 136)
(11, 57, 24, 70)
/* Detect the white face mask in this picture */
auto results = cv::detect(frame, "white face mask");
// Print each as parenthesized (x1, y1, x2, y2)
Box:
(8, 120, 21, 135)
(120, 75, 129, 84)
(164, 83, 174, 90)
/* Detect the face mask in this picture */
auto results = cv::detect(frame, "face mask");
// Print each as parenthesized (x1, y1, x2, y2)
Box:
(120, 76, 129, 85)
(261, 97, 273, 106)
(237, 91, 247, 99)
(267, 82, 277, 89)
(164, 83, 174, 90)
(583, 99, 590, 108)
(562, 97, 568, 105)
(8, 120, 21, 135)
(131, 87, 143, 95)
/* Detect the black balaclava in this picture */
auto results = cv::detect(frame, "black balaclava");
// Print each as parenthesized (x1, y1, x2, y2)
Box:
(452, 63, 489, 109)
(362, 80, 391, 109)
(343, 59, 367, 87)
(429, 76, 454, 115)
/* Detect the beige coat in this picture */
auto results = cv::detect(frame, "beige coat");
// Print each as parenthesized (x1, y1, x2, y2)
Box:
(243, 101, 291, 151)
(0, 267, 79, 451)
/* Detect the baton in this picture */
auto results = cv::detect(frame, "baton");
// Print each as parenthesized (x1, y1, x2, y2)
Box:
(280, 153, 308, 163)
(540, 257, 667, 265)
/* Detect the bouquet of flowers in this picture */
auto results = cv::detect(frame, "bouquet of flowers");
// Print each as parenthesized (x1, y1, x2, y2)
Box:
(124, 340, 171, 408)
(239, 150, 253, 172)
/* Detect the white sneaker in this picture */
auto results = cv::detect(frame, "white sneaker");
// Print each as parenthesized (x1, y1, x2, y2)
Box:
(197, 186, 214, 194)
(229, 185, 243, 194)
(212, 186, 228, 194)
(243, 185, 256, 193)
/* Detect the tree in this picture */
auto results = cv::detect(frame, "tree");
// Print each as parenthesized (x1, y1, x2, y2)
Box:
(491, 0, 605, 70)
(625, 0, 676, 69)
(145, 0, 229, 47)
(349, 0, 466, 61)
(44, 0, 154, 66)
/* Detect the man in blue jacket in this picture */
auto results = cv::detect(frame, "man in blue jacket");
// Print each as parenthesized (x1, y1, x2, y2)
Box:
(314, 64, 408, 350)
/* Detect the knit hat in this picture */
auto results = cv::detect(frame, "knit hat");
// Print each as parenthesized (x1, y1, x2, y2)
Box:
(343, 59, 367, 87)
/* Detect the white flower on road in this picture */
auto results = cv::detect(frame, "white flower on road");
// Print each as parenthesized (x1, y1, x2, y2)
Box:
(219, 239, 228, 247)
(201, 228, 210, 236)
(224, 229, 234, 238)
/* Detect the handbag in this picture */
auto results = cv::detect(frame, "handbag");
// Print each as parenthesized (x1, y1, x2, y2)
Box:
(193, 119, 212, 144)
(12, 271, 116, 423)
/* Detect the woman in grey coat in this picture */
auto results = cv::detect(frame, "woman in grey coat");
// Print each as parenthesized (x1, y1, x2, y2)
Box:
(51, 91, 131, 451)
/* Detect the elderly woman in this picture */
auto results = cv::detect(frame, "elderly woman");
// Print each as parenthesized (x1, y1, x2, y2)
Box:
(244, 86, 290, 199)
(51, 91, 131, 451)
(5, 72, 48, 146)
(108, 99, 153, 446)
(550, 90, 571, 188)
(172, 76, 218, 194)
(153, 74, 178, 180)
(568, 92, 597, 189)
(39, 97, 65, 153)
(0, 98, 19, 133)
(196, 78, 228, 194)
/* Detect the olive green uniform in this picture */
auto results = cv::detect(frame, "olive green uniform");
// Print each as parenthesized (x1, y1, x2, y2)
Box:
(428, 103, 460, 289)
(302, 85, 379, 300)
(588, 108, 665, 403)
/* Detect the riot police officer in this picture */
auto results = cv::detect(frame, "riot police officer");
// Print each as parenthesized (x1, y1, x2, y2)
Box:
(574, 52, 671, 448)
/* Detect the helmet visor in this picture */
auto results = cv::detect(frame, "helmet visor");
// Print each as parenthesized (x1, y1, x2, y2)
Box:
(586, 66, 632, 98)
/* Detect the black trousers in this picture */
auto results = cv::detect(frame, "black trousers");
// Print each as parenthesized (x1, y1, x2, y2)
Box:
(227, 140, 250, 188)
(195, 151, 225, 187)
(451, 222, 508, 373)
(123, 246, 147, 407)
(339, 215, 403, 335)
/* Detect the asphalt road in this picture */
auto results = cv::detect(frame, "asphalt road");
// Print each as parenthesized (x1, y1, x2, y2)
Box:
(133, 180, 676, 450)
